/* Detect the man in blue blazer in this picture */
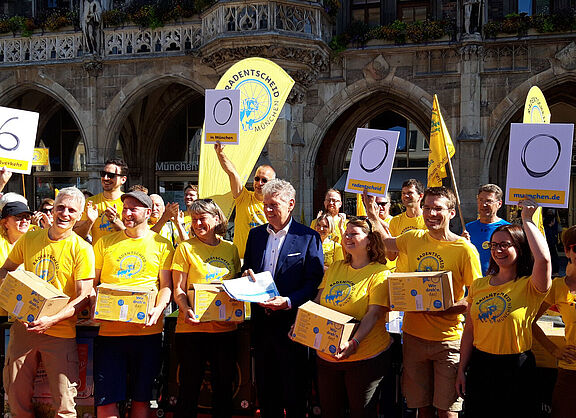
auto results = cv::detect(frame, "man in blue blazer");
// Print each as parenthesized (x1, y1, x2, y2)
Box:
(243, 179, 324, 418)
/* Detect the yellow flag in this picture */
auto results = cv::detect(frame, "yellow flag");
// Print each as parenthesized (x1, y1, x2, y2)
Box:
(199, 58, 294, 217)
(32, 148, 49, 166)
(356, 193, 367, 216)
(523, 86, 551, 124)
(427, 95, 455, 187)
(523, 86, 549, 235)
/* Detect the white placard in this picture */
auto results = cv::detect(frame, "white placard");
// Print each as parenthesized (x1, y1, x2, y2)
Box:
(0, 106, 39, 174)
(204, 89, 241, 145)
(505, 123, 574, 208)
(221, 272, 280, 303)
(344, 128, 399, 197)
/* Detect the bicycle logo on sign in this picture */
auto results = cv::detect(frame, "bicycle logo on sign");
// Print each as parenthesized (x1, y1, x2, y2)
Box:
(0, 117, 20, 151)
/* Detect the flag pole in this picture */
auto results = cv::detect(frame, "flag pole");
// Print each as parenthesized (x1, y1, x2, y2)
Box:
(443, 140, 466, 232)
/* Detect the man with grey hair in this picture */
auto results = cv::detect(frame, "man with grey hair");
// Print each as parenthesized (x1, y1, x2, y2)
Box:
(465, 184, 510, 275)
(0, 186, 95, 417)
(243, 178, 324, 417)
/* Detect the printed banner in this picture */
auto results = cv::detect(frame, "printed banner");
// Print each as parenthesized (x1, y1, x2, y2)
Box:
(0, 106, 39, 174)
(345, 128, 399, 197)
(199, 58, 295, 217)
(505, 123, 574, 208)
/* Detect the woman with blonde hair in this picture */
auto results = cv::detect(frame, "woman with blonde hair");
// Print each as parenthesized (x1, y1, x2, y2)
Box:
(172, 199, 240, 417)
(313, 216, 392, 417)
(314, 212, 344, 271)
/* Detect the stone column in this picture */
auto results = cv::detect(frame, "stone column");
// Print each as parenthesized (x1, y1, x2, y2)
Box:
(83, 58, 104, 194)
(457, 42, 484, 221)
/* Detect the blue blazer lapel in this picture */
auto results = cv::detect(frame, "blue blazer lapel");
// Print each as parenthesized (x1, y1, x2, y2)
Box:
(256, 226, 268, 273)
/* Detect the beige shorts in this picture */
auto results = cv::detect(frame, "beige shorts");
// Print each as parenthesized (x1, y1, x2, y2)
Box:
(3, 321, 79, 417)
(401, 332, 463, 412)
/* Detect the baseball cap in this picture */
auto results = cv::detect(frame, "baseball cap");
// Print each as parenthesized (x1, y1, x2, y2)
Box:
(1, 201, 32, 219)
(121, 191, 153, 209)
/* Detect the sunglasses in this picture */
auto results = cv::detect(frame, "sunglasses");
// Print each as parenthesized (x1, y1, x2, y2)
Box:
(40, 207, 53, 214)
(100, 171, 121, 179)
(14, 214, 32, 221)
(350, 216, 373, 232)
(254, 176, 268, 184)
(376, 201, 389, 207)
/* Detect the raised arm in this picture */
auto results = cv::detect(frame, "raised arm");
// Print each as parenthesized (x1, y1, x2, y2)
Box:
(214, 143, 243, 199)
(520, 199, 552, 293)
(361, 189, 399, 253)
(0, 167, 12, 194)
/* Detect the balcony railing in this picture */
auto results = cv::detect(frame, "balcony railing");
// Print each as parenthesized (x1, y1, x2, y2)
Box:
(0, 0, 327, 65)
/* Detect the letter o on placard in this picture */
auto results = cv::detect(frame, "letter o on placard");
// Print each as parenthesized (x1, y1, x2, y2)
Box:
(359, 137, 389, 173)
(520, 134, 561, 178)
(213, 97, 233, 126)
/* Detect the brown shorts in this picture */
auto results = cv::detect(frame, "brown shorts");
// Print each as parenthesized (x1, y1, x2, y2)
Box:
(401, 332, 463, 412)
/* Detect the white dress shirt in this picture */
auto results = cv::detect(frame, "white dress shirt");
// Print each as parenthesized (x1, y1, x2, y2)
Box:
(263, 218, 292, 277)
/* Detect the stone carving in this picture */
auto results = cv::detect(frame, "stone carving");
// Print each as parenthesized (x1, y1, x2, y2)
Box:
(459, 44, 483, 61)
(83, 57, 103, 77)
(556, 42, 576, 71)
(82, 0, 103, 55)
(0, 34, 82, 63)
(463, 0, 483, 35)
(363, 55, 389, 81)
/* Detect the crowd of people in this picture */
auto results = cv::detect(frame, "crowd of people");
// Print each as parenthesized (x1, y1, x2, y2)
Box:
(0, 144, 571, 418)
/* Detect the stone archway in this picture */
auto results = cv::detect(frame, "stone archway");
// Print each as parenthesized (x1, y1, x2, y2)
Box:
(101, 72, 213, 164)
(303, 76, 433, 215)
(0, 77, 87, 148)
(486, 69, 576, 187)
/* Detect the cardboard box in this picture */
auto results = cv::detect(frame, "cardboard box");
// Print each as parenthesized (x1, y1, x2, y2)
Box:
(94, 283, 157, 324)
(290, 301, 359, 355)
(533, 321, 566, 369)
(188, 283, 245, 322)
(0, 270, 69, 323)
(388, 271, 454, 312)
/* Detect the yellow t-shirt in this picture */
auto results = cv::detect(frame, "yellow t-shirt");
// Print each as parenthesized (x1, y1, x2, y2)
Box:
(94, 230, 174, 336)
(311, 215, 346, 244)
(183, 209, 193, 238)
(545, 277, 576, 370)
(8, 229, 95, 338)
(389, 213, 426, 272)
(321, 239, 344, 268)
(172, 237, 241, 333)
(149, 220, 181, 247)
(395, 229, 482, 341)
(389, 212, 426, 237)
(0, 233, 14, 316)
(81, 193, 124, 244)
(382, 215, 393, 226)
(234, 188, 266, 258)
(318, 261, 391, 362)
(468, 275, 547, 354)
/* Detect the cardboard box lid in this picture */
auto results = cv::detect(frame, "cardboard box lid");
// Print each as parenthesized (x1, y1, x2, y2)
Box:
(299, 300, 357, 324)
(7, 270, 68, 299)
(97, 283, 156, 294)
(191, 283, 223, 293)
(389, 270, 452, 280)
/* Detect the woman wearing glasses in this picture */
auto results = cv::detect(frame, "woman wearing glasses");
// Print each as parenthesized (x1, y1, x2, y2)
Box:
(171, 199, 240, 418)
(532, 225, 576, 418)
(311, 189, 347, 244)
(456, 199, 551, 417)
(314, 217, 392, 418)
(314, 212, 344, 271)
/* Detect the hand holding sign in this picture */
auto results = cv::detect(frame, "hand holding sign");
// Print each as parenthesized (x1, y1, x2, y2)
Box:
(0, 106, 40, 174)
(345, 128, 399, 197)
